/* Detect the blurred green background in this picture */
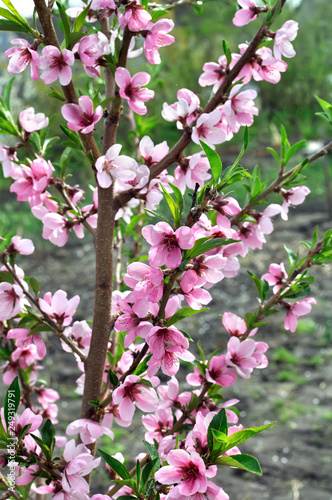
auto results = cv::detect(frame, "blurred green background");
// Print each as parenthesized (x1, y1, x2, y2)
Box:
(0, 0, 332, 242)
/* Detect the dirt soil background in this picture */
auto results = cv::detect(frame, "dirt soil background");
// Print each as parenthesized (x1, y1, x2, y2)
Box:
(5, 202, 332, 500)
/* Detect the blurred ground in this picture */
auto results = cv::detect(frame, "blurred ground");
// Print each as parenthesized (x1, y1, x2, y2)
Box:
(19, 201, 332, 500)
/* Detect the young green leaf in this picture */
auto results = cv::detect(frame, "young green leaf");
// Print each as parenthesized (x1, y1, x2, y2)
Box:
(41, 419, 55, 451)
(221, 422, 275, 454)
(207, 408, 228, 453)
(160, 184, 181, 227)
(5, 377, 20, 431)
(165, 307, 209, 327)
(215, 454, 262, 475)
(98, 449, 131, 479)
(200, 141, 222, 185)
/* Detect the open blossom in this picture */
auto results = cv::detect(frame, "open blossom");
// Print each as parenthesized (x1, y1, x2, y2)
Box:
(155, 449, 210, 496)
(112, 375, 158, 422)
(123, 262, 163, 303)
(62, 439, 101, 493)
(142, 222, 195, 268)
(7, 236, 34, 255)
(144, 19, 175, 64)
(262, 263, 288, 293)
(7, 327, 46, 360)
(206, 355, 237, 387)
(95, 144, 135, 189)
(5, 38, 40, 80)
(120, 0, 152, 31)
(180, 271, 212, 310)
(191, 109, 226, 149)
(174, 153, 211, 192)
(115, 67, 154, 115)
(114, 297, 152, 347)
(142, 408, 173, 443)
(0, 282, 24, 321)
(61, 95, 103, 134)
(66, 418, 114, 445)
(140, 136, 169, 166)
(199, 55, 234, 93)
(162, 89, 200, 128)
(39, 290, 80, 327)
(273, 20, 299, 60)
(284, 297, 317, 332)
(19, 107, 49, 133)
(222, 84, 258, 130)
(222, 311, 247, 337)
(233, 0, 259, 27)
(225, 337, 258, 379)
(40, 46, 75, 85)
(10, 159, 54, 204)
(280, 186, 310, 220)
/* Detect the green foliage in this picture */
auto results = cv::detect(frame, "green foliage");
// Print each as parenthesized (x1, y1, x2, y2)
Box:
(4, 377, 20, 431)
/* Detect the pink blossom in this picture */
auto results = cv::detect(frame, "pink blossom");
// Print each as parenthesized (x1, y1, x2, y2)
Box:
(222, 311, 247, 336)
(62, 320, 92, 356)
(16, 464, 40, 486)
(243, 45, 288, 84)
(186, 254, 227, 287)
(36, 387, 60, 409)
(120, 0, 151, 31)
(40, 46, 74, 85)
(262, 263, 288, 293)
(180, 271, 212, 310)
(192, 109, 226, 149)
(39, 290, 80, 327)
(61, 95, 103, 134)
(115, 67, 154, 115)
(239, 204, 281, 254)
(280, 186, 310, 220)
(95, 143, 135, 189)
(225, 337, 258, 379)
(233, 0, 259, 27)
(142, 408, 173, 443)
(155, 449, 208, 496)
(112, 374, 158, 421)
(62, 439, 101, 493)
(7, 236, 34, 255)
(142, 222, 195, 268)
(274, 20, 299, 60)
(7, 327, 46, 360)
(206, 355, 237, 386)
(222, 84, 258, 131)
(0, 282, 24, 320)
(77, 34, 104, 66)
(0, 145, 17, 178)
(174, 153, 211, 193)
(284, 297, 317, 332)
(19, 107, 49, 133)
(199, 56, 227, 91)
(66, 418, 114, 445)
(144, 19, 175, 64)
(162, 89, 200, 128)
(10, 159, 53, 203)
(123, 262, 163, 303)
(114, 296, 152, 347)
(5, 38, 40, 80)
(140, 136, 169, 166)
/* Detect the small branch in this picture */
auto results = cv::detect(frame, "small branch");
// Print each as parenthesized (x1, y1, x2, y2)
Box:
(231, 140, 332, 225)
(0, 259, 86, 361)
(0, 473, 21, 500)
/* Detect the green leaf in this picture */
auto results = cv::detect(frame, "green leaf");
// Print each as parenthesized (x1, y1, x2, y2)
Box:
(168, 183, 184, 218)
(207, 408, 228, 454)
(215, 454, 262, 475)
(98, 449, 131, 479)
(27, 277, 40, 294)
(221, 422, 275, 454)
(284, 244, 298, 273)
(41, 419, 55, 451)
(145, 209, 173, 227)
(160, 184, 181, 227)
(266, 146, 280, 164)
(222, 39, 232, 67)
(165, 307, 209, 327)
(73, 2, 91, 32)
(31, 434, 52, 460)
(1, 0, 34, 31)
(48, 87, 66, 102)
(3, 77, 15, 111)
(200, 141, 222, 186)
(150, 9, 169, 21)
(247, 271, 269, 301)
(133, 354, 152, 376)
(60, 125, 84, 150)
(143, 440, 160, 467)
(136, 458, 141, 486)
(141, 457, 160, 490)
(185, 237, 239, 261)
(56, 2, 71, 48)
(0, 271, 15, 284)
(116, 496, 137, 500)
(285, 140, 306, 164)
(5, 377, 20, 431)
(108, 369, 119, 387)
